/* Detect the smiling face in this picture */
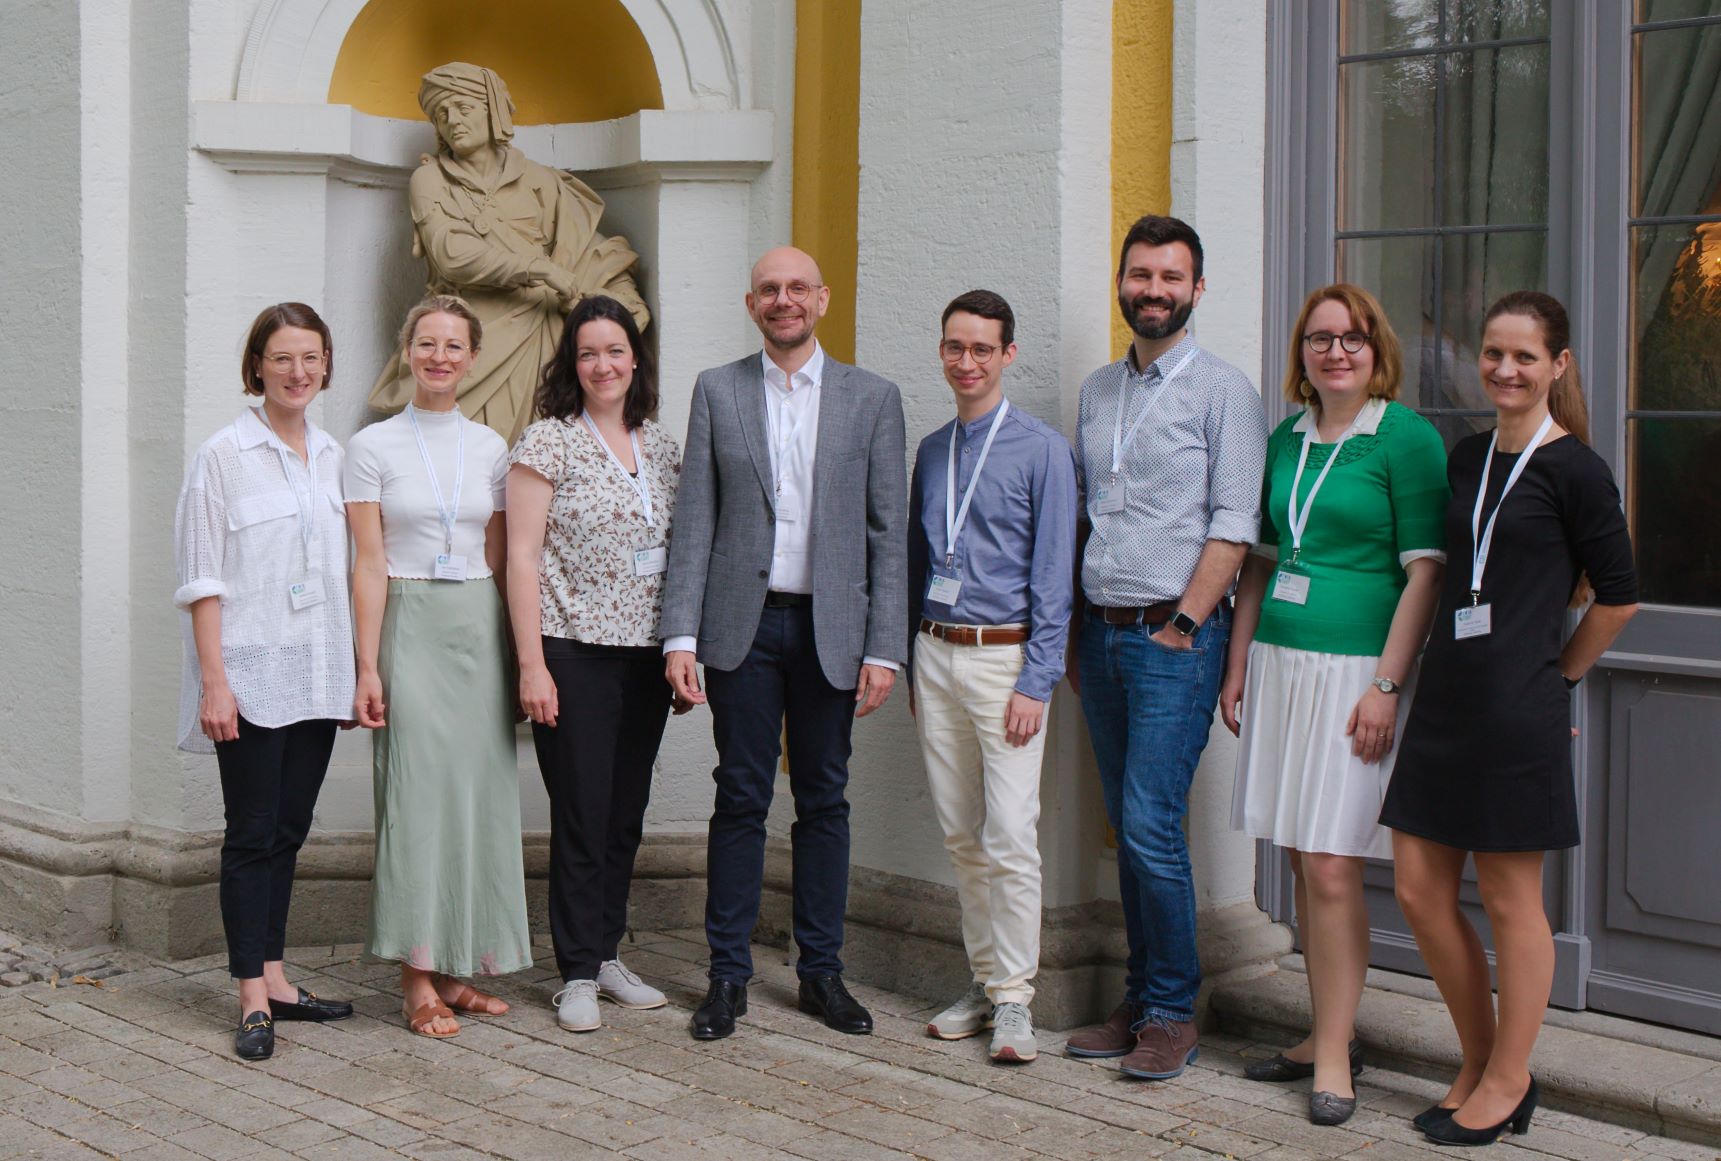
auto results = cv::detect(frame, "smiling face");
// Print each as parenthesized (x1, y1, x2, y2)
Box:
(1300, 298, 1376, 410)
(1116, 241, 1204, 341)
(940, 310, 1016, 414)
(406, 311, 475, 401)
(746, 247, 829, 353)
(1478, 311, 1570, 422)
(256, 326, 328, 415)
(432, 95, 490, 160)
(574, 318, 634, 414)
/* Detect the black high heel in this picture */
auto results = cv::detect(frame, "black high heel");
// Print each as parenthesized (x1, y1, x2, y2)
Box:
(1412, 1103, 1457, 1133)
(1423, 1078, 1538, 1146)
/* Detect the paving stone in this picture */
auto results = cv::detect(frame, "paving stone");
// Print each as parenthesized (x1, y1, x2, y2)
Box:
(0, 973, 32, 988)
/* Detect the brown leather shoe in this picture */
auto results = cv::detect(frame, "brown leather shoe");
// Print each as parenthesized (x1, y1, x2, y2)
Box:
(1064, 1001, 1142, 1059)
(1118, 1014, 1198, 1079)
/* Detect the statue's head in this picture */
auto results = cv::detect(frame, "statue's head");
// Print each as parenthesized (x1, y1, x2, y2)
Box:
(419, 63, 515, 159)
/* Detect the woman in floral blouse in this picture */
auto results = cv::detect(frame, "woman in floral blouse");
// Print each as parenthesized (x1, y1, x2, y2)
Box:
(505, 294, 685, 1034)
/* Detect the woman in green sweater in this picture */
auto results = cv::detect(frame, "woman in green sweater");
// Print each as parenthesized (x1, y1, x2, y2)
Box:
(1221, 284, 1449, 1126)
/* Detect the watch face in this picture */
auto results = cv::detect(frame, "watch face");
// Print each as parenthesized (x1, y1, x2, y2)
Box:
(1172, 612, 1199, 636)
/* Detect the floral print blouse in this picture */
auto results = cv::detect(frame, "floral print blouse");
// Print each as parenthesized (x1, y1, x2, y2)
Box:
(510, 416, 681, 646)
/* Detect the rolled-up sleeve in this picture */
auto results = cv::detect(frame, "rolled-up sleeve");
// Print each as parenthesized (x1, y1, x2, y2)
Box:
(1205, 373, 1268, 545)
(1017, 436, 1078, 702)
(174, 457, 228, 610)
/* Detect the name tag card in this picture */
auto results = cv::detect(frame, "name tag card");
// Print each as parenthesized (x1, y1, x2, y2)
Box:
(288, 575, 326, 611)
(1092, 480, 1126, 515)
(434, 553, 468, 582)
(927, 573, 964, 605)
(1454, 604, 1492, 640)
(1270, 569, 1310, 605)
(633, 546, 668, 577)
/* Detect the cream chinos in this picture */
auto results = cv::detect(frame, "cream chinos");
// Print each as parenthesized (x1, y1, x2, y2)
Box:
(913, 630, 1046, 1006)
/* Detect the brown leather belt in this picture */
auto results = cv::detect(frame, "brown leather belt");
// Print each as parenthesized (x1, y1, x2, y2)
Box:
(920, 619, 1030, 646)
(1088, 601, 1178, 626)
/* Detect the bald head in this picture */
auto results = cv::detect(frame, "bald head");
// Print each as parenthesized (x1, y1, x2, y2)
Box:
(751, 246, 823, 289)
(746, 246, 830, 357)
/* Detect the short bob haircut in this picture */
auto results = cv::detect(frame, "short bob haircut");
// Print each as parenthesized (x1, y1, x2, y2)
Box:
(534, 295, 658, 430)
(241, 302, 333, 395)
(941, 288, 1015, 348)
(397, 294, 484, 353)
(1280, 283, 1403, 409)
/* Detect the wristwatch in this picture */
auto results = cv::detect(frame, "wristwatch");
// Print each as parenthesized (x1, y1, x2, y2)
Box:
(1170, 611, 1200, 637)
(1371, 676, 1402, 694)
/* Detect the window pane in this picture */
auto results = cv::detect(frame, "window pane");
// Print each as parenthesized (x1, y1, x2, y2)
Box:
(1444, 46, 1551, 225)
(1424, 412, 1499, 449)
(1632, 223, 1721, 411)
(1340, 56, 1438, 229)
(1633, 23, 1721, 218)
(1344, 0, 1440, 54)
(1629, 417, 1721, 606)
(1339, 236, 1434, 408)
(1440, 230, 1549, 408)
(1449, 0, 1550, 43)
(1637, 1, 1721, 24)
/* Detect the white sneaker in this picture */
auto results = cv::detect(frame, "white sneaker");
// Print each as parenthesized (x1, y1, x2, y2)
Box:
(596, 959, 667, 1010)
(927, 982, 993, 1040)
(552, 979, 600, 1032)
(989, 1001, 1038, 1062)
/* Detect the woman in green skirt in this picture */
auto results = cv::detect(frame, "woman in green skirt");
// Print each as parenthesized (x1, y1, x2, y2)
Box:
(346, 295, 531, 1038)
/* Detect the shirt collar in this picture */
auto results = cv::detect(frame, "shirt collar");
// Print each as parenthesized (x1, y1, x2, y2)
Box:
(761, 342, 826, 394)
(956, 397, 1008, 440)
(1125, 332, 1199, 380)
(1292, 396, 1387, 437)
(238, 405, 333, 460)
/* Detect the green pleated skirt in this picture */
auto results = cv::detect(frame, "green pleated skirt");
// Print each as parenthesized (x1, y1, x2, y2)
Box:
(368, 578, 532, 977)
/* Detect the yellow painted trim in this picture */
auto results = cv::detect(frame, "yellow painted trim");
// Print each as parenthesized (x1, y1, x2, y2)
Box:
(329, 0, 663, 125)
(1111, 0, 1175, 361)
(791, 0, 861, 365)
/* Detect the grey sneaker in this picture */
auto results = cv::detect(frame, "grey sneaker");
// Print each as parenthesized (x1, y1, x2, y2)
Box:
(927, 982, 993, 1040)
(596, 959, 667, 1010)
(552, 979, 600, 1032)
(989, 1001, 1037, 1063)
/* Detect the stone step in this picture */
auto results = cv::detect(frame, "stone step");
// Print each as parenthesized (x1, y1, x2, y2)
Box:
(1211, 965, 1721, 1148)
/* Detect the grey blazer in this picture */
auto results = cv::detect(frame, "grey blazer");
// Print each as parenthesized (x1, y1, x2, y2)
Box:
(661, 352, 908, 690)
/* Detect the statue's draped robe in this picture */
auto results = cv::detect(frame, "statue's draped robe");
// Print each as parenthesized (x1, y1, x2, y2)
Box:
(369, 146, 648, 445)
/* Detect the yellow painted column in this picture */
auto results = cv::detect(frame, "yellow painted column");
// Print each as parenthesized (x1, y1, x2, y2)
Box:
(791, 0, 861, 365)
(1111, 0, 1175, 360)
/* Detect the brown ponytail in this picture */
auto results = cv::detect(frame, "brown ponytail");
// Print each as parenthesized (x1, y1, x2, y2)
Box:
(1482, 290, 1589, 445)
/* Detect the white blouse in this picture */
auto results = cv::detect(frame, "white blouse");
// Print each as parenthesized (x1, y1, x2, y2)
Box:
(343, 406, 509, 579)
(174, 408, 357, 753)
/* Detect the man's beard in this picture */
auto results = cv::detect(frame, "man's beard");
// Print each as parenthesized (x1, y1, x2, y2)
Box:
(1119, 292, 1194, 341)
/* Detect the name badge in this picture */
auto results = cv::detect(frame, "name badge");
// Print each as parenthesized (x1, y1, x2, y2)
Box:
(633, 546, 668, 577)
(288, 575, 327, 611)
(1270, 569, 1310, 605)
(927, 573, 964, 605)
(434, 553, 468, 582)
(1093, 479, 1126, 515)
(1454, 603, 1493, 640)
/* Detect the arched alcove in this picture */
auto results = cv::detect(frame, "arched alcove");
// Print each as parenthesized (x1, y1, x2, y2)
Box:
(328, 0, 664, 124)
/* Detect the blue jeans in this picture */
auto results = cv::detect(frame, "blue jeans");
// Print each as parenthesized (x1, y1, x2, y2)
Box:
(1078, 606, 1229, 1022)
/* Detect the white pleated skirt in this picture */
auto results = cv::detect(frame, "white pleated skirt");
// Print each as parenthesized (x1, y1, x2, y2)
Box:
(1230, 641, 1418, 861)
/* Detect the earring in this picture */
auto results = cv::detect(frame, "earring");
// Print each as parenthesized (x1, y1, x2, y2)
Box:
(1299, 379, 1314, 400)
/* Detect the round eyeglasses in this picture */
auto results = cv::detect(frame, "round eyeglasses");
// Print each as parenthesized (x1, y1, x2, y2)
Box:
(1303, 331, 1371, 354)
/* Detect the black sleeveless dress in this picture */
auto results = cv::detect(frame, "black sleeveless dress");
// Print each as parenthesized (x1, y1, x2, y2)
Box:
(1379, 432, 1636, 851)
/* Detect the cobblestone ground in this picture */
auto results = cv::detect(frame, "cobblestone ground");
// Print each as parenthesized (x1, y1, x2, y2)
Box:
(1, 929, 1715, 1161)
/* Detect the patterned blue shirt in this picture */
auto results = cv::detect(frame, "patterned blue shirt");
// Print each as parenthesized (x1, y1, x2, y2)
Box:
(1075, 334, 1268, 606)
(908, 399, 1078, 702)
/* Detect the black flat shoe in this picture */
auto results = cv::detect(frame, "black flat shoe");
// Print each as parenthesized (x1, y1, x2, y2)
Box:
(1310, 1090, 1358, 1126)
(1242, 1037, 1364, 1082)
(690, 980, 747, 1040)
(234, 1011, 274, 1061)
(1424, 1078, 1538, 1146)
(269, 987, 354, 1022)
(1413, 1104, 1457, 1133)
(797, 974, 873, 1035)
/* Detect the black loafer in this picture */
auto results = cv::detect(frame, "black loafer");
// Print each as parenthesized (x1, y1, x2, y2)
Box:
(235, 1011, 274, 1061)
(797, 974, 873, 1035)
(1242, 1037, 1364, 1082)
(269, 987, 354, 1022)
(691, 980, 747, 1040)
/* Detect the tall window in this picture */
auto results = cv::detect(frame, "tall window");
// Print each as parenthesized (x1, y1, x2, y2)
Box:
(1629, 1, 1721, 606)
(1336, 0, 1552, 446)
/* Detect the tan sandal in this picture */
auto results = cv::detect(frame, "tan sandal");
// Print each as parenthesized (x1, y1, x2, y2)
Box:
(403, 1001, 460, 1038)
(437, 976, 508, 1015)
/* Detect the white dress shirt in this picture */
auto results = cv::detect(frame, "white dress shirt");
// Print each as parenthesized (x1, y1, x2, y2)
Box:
(174, 407, 357, 752)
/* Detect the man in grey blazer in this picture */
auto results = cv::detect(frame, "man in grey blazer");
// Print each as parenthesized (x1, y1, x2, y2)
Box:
(663, 246, 908, 1041)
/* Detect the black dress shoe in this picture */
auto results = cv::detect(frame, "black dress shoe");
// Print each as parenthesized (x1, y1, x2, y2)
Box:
(234, 1011, 274, 1061)
(1413, 1104, 1457, 1133)
(269, 987, 354, 1022)
(1243, 1037, 1364, 1082)
(797, 974, 873, 1035)
(691, 980, 747, 1040)
(1424, 1078, 1538, 1146)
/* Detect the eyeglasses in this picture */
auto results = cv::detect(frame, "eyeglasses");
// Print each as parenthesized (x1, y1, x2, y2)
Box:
(412, 340, 470, 359)
(1303, 331, 1371, 354)
(754, 281, 823, 305)
(264, 352, 325, 372)
(939, 341, 1001, 364)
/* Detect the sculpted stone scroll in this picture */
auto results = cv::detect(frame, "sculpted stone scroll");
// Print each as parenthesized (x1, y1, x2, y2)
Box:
(369, 63, 650, 444)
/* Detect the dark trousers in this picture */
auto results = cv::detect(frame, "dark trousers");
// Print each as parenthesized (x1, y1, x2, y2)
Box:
(214, 715, 338, 979)
(531, 638, 671, 981)
(703, 604, 857, 983)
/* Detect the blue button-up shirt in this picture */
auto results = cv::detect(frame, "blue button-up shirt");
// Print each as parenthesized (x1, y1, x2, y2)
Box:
(907, 399, 1078, 702)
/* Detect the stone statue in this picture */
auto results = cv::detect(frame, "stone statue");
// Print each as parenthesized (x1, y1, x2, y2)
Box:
(369, 63, 650, 444)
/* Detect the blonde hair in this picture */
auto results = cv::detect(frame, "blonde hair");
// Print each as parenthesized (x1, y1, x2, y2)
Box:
(398, 294, 483, 353)
(1281, 284, 1404, 409)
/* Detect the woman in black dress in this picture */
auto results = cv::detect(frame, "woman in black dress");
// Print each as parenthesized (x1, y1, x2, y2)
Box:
(1379, 292, 1637, 1146)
